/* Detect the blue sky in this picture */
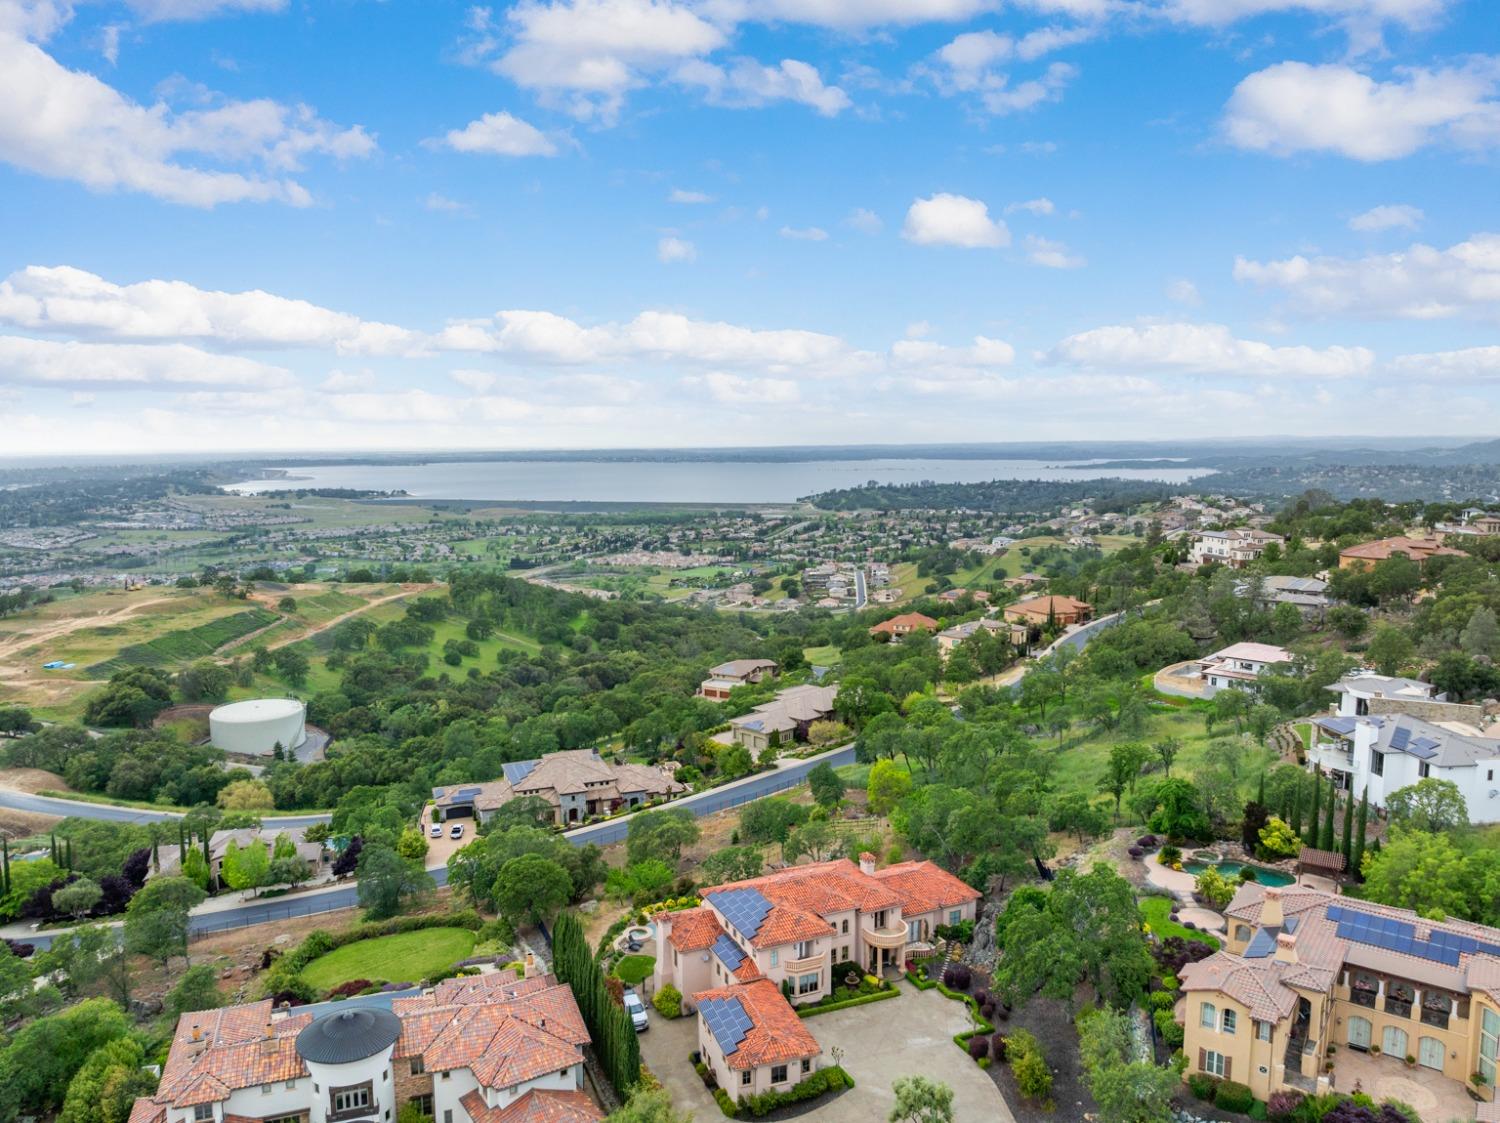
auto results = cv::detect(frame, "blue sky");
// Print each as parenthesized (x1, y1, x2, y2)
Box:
(1, 0, 1497, 454)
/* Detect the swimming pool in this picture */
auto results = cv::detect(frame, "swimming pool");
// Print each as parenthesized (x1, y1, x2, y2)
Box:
(1183, 860, 1295, 888)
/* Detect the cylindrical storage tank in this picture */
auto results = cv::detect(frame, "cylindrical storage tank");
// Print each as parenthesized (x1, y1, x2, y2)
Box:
(209, 698, 307, 756)
(295, 1007, 402, 1123)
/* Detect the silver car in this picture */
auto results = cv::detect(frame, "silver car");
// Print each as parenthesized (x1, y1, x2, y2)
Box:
(622, 988, 648, 1032)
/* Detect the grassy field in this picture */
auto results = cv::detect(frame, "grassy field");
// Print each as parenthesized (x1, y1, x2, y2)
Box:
(1140, 895, 1220, 950)
(300, 928, 478, 989)
(803, 645, 842, 668)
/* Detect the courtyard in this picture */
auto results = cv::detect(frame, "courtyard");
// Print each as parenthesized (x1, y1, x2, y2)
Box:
(638, 985, 1013, 1121)
(1332, 1048, 1479, 1123)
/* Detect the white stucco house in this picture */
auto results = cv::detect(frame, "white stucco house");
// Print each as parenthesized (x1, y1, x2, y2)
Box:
(1194, 642, 1294, 697)
(1329, 673, 1445, 717)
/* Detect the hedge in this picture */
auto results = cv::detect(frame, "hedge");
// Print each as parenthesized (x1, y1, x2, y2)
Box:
(733, 1067, 854, 1118)
(796, 987, 899, 1017)
(713, 1088, 739, 1118)
(1215, 1081, 1255, 1113)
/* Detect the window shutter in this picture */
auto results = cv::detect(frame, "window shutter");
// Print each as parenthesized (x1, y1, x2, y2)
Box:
(1225, 1056, 1232, 1081)
(1198, 1048, 1206, 1071)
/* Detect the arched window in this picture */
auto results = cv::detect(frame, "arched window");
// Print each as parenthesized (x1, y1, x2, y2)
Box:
(1200, 1002, 1217, 1029)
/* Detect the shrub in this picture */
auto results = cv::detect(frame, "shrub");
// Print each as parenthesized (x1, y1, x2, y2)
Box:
(1012, 1048, 1052, 1102)
(652, 984, 682, 1018)
(1128, 846, 1144, 858)
(942, 963, 971, 991)
(712, 1087, 739, 1117)
(1187, 1073, 1219, 1101)
(1159, 844, 1182, 865)
(323, 978, 373, 1000)
(968, 1034, 989, 1060)
(1153, 1008, 1184, 1048)
(990, 1034, 1007, 1062)
(1137, 835, 1158, 848)
(1149, 990, 1175, 1011)
(1214, 1081, 1254, 1114)
(1266, 1091, 1305, 1122)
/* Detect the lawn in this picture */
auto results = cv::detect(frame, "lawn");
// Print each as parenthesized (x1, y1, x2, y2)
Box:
(1140, 895, 1220, 950)
(300, 928, 478, 990)
(803, 644, 842, 668)
(611, 954, 656, 985)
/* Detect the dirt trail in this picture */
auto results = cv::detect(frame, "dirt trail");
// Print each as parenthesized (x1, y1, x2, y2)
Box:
(228, 583, 438, 654)
(0, 595, 175, 663)
(0, 767, 71, 793)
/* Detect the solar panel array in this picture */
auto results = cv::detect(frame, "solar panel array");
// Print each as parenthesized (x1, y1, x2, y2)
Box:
(699, 997, 752, 1055)
(1243, 916, 1299, 959)
(708, 888, 774, 939)
(454, 786, 482, 800)
(712, 934, 746, 971)
(1325, 904, 1500, 967)
(502, 759, 539, 785)
(1386, 726, 1441, 760)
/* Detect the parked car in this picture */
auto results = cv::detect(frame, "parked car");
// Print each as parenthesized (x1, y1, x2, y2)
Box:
(429, 823, 443, 838)
(622, 988, 648, 1032)
(449, 823, 465, 839)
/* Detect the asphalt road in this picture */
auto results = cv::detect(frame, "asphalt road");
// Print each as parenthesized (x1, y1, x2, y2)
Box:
(854, 568, 868, 609)
(0, 789, 331, 827)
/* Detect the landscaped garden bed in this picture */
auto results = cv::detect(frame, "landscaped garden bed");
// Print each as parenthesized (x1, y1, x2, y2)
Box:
(689, 1051, 854, 1119)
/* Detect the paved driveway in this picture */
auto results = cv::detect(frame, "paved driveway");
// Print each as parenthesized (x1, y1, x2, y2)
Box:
(638, 985, 1014, 1122)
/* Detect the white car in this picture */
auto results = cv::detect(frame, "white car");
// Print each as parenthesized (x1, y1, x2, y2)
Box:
(449, 823, 465, 839)
(429, 823, 443, 838)
(622, 988, 648, 1032)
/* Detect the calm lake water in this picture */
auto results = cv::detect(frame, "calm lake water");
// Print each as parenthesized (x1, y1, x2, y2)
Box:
(226, 457, 1211, 505)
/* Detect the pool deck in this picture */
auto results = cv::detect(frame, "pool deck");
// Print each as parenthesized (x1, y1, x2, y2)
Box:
(1142, 851, 1339, 904)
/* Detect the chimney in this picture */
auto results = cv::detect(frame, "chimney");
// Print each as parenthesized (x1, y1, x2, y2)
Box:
(1261, 886, 1284, 929)
(1274, 933, 1299, 965)
(261, 1023, 277, 1055)
(524, 952, 536, 978)
(186, 1024, 207, 1057)
(858, 852, 876, 876)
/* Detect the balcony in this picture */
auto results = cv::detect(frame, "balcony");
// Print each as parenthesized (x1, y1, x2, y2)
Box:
(1383, 998, 1412, 1019)
(1350, 988, 1376, 1008)
(863, 925, 907, 949)
(1421, 1006, 1451, 1030)
(783, 955, 823, 974)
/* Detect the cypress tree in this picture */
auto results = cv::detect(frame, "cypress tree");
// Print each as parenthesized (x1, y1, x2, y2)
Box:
(178, 824, 187, 866)
(49, 834, 57, 866)
(1318, 776, 1334, 851)
(1353, 787, 1370, 875)
(1290, 780, 1303, 837)
(1341, 785, 1355, 863)
(1306, 775, 1321, 847)
(1257, 771, 1266, 808)
(65, 838, 73, 870)
(1, 838, 9, 896)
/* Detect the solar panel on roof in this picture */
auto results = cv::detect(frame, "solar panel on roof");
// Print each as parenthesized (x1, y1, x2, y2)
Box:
(1390, 727, 1409, 750)
(699, 996, 751, 1055)
(707, 888, 774, 940)
(502, 759, 539, 785)
(712, 935, 745, 971)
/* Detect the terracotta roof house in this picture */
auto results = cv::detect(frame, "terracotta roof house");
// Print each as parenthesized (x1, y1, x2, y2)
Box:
(868, 612, 938, 639)
(1179, 882, 1500, 1110)
(657, 854, 978, 1107)
(1001, 594, 1092, 628)
(728, 684, 839, 754)
(934, 616, 1026, 658)
(700, 659, 779, 702)
(130, 974, 601, 1123)
(433, 749, 686, 827)
(1338, 536, 1468, 570)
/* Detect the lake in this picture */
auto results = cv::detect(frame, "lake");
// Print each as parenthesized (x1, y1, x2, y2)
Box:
(225, 457, 1211, 505)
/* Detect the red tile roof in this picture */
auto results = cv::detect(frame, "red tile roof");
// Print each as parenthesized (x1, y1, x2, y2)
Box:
(870, 861, 981, 915)
(664, 908, 725, 952)
(463, 1088, 603, 1123)
(870, 612, 938, 636)
(692, 979, 821, 1069)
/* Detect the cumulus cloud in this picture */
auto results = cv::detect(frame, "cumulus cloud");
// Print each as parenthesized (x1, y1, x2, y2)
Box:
(657, 236, 697, 263)
(890, 334, 1016, 371)
(1006, 196, 1055, 215)
(673, 57, 850, 116)
(438, 111, 558, 156)
(927, 28, 1081, 116)
(0, 335, 295, 389)
(1158, 0, 1448, 53)
(902, 193, 1010, 249)
(846, 207, 883, 234)
(1349, 203, 1424, 231)
(320, 369, 376, 391)
(1233, 234, 1500, 320)
(1388, 346, 1500, 380)
(688, 371, 800, 403)
(1223, 61, 1500, 161)
(1049, 321, 1374, 378)
(779, 225, 828, 241)
(0, 11, 373, 207)
(1024, 233, 1085, 268)
(0, 264, 423, 354)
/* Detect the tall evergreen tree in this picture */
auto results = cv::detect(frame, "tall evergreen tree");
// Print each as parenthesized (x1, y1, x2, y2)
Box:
(1319, 776, 1337, 852)
(1353, 787, 1370, 875)
(1340, 786, 1354, 863)
(1290, 781, 1303, 838)
(2, 837, 9, 896)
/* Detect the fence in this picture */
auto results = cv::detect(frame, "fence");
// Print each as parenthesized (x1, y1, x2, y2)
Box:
(562, 745, 856, 848)
(188, 892, 360, 939)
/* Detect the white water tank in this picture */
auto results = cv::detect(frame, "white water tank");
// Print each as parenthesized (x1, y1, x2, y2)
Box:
(209, 698, 307, 756)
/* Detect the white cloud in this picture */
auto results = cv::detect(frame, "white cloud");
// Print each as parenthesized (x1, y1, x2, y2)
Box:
(320, 369, 376, 391)
(122, 0, 287, 21)
(673, 57, 850, 116)
(424, 192, 472, 214)
(1166, 279, 1202, 306)
(1388, 346, 1500, 380)
(430, 308, 870, 375)
(1024, 233, 1085, 268)
(450, 369, 499, 392)
(890, 334, 1016, 370)
(0, 13, 373, 207)
(0, 264, 423, 354)
(669, 187, 713, 203)
(1005, 196, 1055, 215)
(905, 321, 931, 339)
(439, 111, 557, 156)
(779, 225, 828, 241)
(325, 389, 468, 424)
(1349, 203, 1424, 231)
(928, 26, 1081, 115)
(689, 371, 800, 404)
(657, 236, 697, 263)
(1049, 321, 1374, 378)
(846, 208, 883, 234)
(1224, 61, 1500, 161)
(1158, 0, 1449, 53)
(902, 193, 1010, 249)
(0, 335, 295, 388)
(1233, 234, 1500, 320)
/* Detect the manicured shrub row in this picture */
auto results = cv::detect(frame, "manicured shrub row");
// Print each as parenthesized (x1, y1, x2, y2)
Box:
(734, 1067, 854, 1119)
(795, 987, 899, 1017)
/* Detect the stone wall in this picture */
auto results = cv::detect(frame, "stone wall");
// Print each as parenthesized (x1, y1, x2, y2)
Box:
(1367, 697, 1484, 724)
